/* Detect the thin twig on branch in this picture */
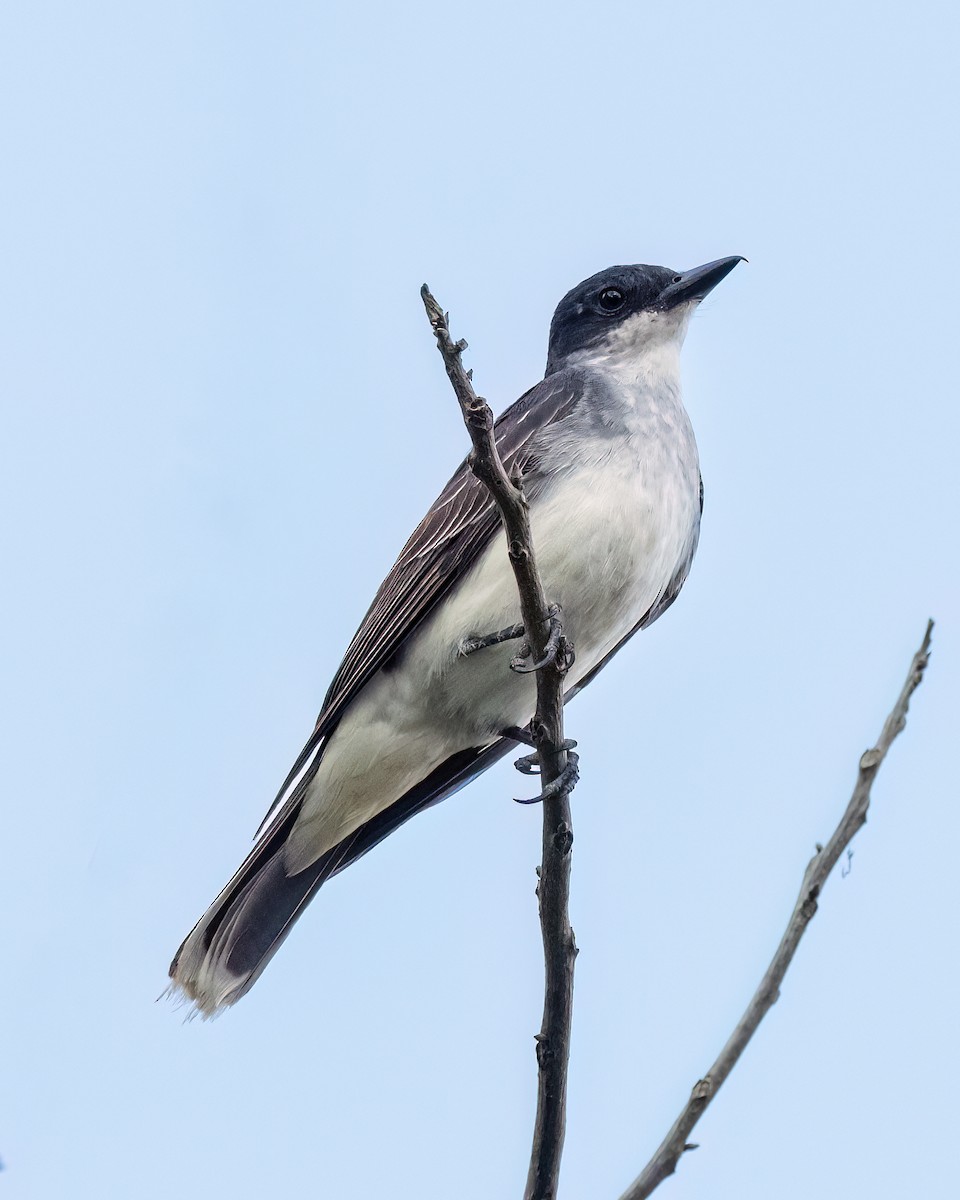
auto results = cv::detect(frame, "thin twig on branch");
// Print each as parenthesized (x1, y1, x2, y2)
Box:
(620, 619, 934, 1200)
(421, 285, 577, 1200)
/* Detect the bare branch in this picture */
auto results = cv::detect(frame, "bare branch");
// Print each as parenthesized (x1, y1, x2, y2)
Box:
(421, 285, 577, 1200)
(619, 619, 934, 1200)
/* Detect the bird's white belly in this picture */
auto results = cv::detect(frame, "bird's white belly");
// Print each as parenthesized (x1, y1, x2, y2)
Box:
(285, 450, 699, 871)
(421, 453, 698, 729)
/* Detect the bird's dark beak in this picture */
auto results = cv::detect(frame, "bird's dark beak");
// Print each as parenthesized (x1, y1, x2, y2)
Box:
(657, 256, 745, 309)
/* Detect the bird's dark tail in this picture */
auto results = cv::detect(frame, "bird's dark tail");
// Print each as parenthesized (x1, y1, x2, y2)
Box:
(168, 804, 331, 1016)
(168, 740, 511, 1015)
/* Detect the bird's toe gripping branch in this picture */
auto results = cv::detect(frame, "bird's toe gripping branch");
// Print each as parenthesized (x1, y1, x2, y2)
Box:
(515, 751, 580, 806)
(460, 606, 576, 672)
(512, 738, 579, 775)
(510, 604, 575, 675)
(503, 727, 579, 806)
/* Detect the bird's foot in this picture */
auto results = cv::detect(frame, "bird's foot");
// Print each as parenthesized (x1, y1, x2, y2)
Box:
(515, 751, 580, 805)
(504, 725, 580, 800)
(509, 605, 576, 675)
(459, 605, 575, 676)
(509, 736, 578, 774)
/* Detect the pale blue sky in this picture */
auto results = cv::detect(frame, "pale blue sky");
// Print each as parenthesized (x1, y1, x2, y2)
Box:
(1, 3, 957, 1198)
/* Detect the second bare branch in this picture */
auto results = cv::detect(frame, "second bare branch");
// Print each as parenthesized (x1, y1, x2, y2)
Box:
(619, 619, 934, 1200)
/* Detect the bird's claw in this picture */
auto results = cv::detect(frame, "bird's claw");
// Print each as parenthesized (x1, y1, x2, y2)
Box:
(514, 751, 541, 775)
(512, 738, 578, 775)
(460, 605, 574, 676)
(515, 751, 580, 805)
(509, 605, 575, 675)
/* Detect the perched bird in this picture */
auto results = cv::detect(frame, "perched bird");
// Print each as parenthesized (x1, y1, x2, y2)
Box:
(170, 256, 742, 1014)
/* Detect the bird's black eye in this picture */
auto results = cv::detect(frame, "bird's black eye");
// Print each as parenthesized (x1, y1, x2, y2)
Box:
(598, 287, 625, 312)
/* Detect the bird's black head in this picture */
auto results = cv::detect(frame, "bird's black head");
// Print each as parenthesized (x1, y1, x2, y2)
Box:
(545, 257, 743, 374)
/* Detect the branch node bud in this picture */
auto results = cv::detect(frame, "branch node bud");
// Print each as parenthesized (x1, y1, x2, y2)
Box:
(860, 747, 882, 771)
(552, 822, 574, 855)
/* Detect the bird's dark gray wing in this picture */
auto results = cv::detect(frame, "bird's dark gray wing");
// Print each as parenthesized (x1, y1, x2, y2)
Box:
(256, 368, 584, 835)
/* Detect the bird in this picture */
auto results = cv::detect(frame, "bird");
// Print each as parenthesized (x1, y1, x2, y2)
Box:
(169, 256, 743, 1015)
